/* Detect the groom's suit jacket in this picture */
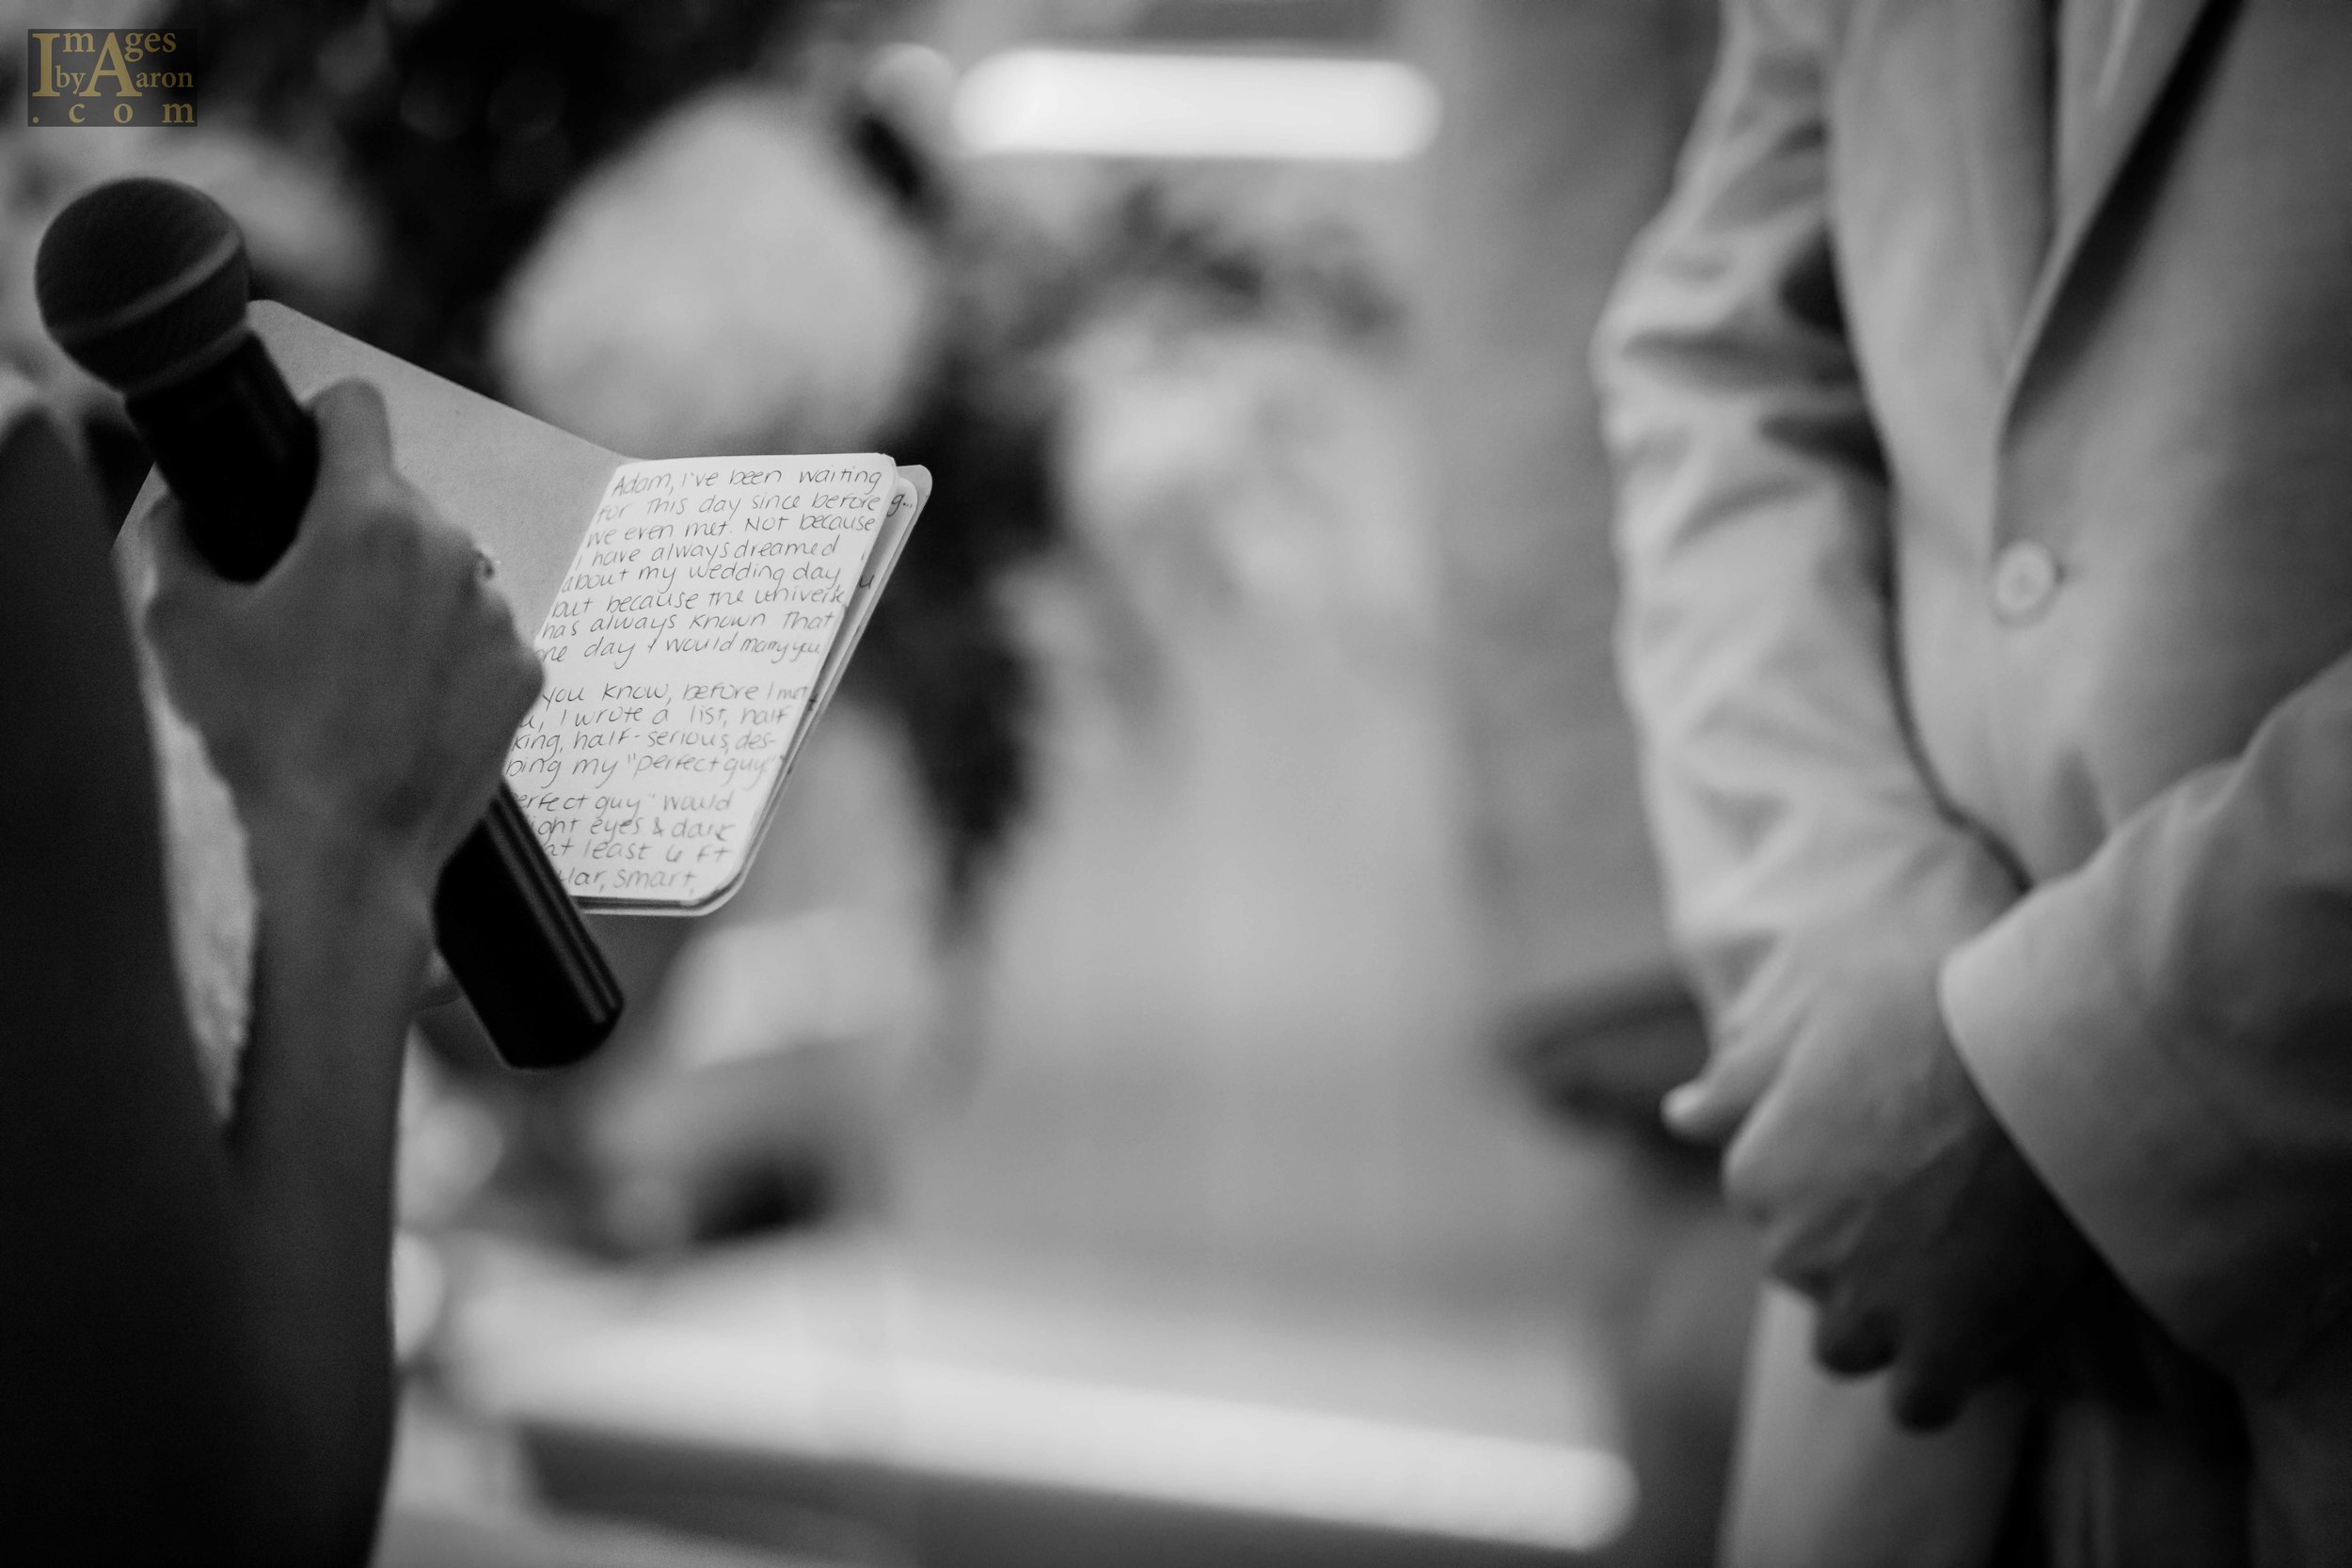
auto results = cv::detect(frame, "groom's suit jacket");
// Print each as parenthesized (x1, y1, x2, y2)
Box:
(1597, 0, 2352, 1559)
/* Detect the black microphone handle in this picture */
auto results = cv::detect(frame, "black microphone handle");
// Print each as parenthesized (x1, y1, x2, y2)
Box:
(130, 333, 624, 1069)
(129, 334, 314, 579)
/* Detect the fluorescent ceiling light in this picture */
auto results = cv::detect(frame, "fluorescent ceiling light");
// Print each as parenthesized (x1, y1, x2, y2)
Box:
(954, 49, 1439, 163)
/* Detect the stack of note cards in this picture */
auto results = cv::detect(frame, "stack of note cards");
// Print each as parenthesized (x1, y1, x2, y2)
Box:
(503, 455, 927, 912)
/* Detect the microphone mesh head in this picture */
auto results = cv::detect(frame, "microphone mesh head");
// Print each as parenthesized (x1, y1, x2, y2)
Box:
(36, 177, 251, 395)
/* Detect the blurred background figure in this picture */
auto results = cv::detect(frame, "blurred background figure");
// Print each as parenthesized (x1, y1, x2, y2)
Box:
(0, 3, 1740, 1565)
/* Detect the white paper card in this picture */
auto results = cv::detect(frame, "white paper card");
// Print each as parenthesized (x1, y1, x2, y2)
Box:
(505, 452, 896, 911)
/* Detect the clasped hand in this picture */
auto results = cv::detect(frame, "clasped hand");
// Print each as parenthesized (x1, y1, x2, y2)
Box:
(1666, 936, 2098, 1427)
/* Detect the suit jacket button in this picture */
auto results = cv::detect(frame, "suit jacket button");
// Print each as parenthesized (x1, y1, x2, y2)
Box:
(1991, 540, 2061, 624)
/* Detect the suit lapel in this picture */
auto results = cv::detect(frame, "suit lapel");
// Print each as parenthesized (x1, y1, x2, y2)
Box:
(1960, 0, 2054, 349)
(2002, 0, 2225, 396)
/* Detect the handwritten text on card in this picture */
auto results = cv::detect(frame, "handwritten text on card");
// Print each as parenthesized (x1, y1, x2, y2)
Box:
(504, 455, 889, 908)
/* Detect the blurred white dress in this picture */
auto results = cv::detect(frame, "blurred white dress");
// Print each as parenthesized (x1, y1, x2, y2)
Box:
(117, 501, 257, 1124)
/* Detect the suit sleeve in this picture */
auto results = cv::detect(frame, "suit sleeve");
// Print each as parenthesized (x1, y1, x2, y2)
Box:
(1593, 0, 2020, 1028)
(1943, 653, 2352, 1389)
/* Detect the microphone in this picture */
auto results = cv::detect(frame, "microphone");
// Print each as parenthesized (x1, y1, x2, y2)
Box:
(37, 177, 624, 1071)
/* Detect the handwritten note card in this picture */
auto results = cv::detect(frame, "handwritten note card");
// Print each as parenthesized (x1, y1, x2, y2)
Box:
(504, 453, 897, 911)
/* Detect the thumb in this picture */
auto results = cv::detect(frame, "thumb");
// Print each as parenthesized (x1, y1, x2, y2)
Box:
(308, 377, 395, 501)
(1661, 1023, 1785, 1143)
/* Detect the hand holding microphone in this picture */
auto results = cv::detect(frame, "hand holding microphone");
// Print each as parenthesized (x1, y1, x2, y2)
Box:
(38, 178, 623, 1069)
(134, 382, 539, 927)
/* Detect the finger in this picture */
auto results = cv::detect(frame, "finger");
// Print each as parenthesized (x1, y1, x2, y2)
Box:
(308, 378, 395, 498)
(1882, 1297, 2013, 1438)
(505, 639, 547, 721)
(1887, 1353, 1973, 1432)
(468, 563, 527, 644)
(418, 952, 464, 1010)
(1719, 1106, 1771, 1225)
(1884, 1307, 2019, 1432)
(1810, 1293, 1899, 1379)
(464, 578, 544, 726)
(1662, 1026, 1785, 1143)
(1755, 1230, 1836, 1302)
